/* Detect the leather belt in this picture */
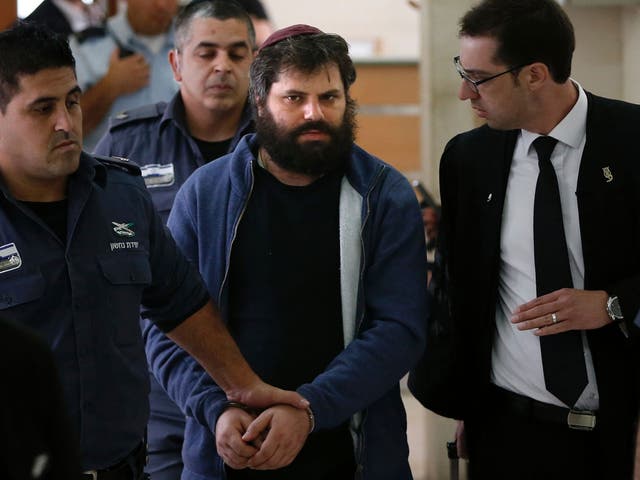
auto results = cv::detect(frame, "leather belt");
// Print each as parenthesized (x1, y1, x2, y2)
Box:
(82, 442, 146, 480)
(490, 385, 596, 431)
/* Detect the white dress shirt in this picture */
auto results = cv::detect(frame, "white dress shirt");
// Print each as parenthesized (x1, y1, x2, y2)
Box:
(491, 82, 599, 410)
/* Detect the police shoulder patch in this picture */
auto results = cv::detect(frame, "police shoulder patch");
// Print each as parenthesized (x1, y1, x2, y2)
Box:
(95, 154, 142, 176)
(108, 102, 165, 130)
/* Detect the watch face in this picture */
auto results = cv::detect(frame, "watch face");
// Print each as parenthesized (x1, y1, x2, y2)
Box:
(608, 296, 623, 319)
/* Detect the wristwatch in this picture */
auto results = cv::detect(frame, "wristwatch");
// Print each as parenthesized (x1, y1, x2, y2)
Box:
(606, 295, 624, 322)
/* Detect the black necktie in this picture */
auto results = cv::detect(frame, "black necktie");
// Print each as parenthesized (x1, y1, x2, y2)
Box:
(533, 136, 588, 407)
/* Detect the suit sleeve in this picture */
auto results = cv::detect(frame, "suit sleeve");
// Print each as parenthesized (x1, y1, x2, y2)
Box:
(407, 138, 467, 419)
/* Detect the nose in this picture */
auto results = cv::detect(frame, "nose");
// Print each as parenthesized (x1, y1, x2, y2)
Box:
(54, 105, 73, 132)
(458, 79, 478, 101)
(303, 98, 324, 121)
(214, 52, 232, 74)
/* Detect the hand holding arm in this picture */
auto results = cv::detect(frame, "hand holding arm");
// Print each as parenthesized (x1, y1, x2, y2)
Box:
(511, 288, 611, 335)
(166, 300, 309, 410)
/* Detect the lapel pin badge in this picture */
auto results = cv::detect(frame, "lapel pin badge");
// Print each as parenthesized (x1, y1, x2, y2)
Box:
(602, 166, 613, 183)
(487, 193, 493, 203)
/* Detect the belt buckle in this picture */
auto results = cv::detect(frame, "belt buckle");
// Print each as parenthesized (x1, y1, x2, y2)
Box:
(82, 471, 98, 480)
(567, 409, 596, 431)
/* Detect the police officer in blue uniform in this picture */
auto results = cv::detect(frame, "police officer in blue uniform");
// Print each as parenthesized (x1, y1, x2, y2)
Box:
(95, 0, 255, 219)
(94, 2, 257, 478)
(0, 22, 305, 480)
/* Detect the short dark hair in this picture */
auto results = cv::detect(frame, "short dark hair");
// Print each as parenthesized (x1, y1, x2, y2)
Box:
(0, 21, 76, 113)
(250, 32, 357, 106)
(459, 0, 574, 83)
(236, 0, 269, 20)
(175, 0, 256, 51)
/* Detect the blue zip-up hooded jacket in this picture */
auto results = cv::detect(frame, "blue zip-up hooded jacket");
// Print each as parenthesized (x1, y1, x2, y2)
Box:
(143, 134, 428, 480)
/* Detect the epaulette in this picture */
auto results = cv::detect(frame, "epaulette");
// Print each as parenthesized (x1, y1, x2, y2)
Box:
(74, 25, 107, 44)
(108, 103, 165, 130)
(95, 154, 141, 176)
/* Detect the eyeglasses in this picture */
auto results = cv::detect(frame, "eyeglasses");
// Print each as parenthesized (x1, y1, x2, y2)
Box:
(454, 56, 528, 94)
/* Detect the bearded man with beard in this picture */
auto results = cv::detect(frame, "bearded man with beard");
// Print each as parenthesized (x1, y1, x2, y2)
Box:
(144, 24, 428, 480)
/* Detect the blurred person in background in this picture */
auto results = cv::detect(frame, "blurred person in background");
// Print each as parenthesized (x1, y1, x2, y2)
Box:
(411, 180, 440, 280)
(70, 0, 180, 150)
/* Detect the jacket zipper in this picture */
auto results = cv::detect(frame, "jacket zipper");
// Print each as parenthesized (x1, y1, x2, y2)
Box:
(352, 164, 386, 477)
(217, 161, 255, 306)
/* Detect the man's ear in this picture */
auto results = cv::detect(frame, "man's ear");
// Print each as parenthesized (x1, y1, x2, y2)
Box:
(169, 49, 181, 82)
(525, 62, 549, 92)
(255, 97, 264, 116)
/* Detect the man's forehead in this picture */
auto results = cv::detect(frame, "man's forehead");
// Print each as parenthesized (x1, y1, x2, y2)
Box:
(188, 17, 251, 46)
(459, 35, 502, 69)
(271, 64, 343, 89)
(129, 0, 178, 11)
(15, 68, 79, 98)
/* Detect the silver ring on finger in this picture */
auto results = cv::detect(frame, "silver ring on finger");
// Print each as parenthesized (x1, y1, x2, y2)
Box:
(551, 312, 559, 325)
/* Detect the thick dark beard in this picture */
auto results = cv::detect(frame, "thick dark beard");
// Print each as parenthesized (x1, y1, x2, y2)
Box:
(255, 99, 357, 176)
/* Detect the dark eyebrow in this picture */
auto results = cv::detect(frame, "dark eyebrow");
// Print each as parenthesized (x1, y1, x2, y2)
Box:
(281, 88, 343, 97)
(28, 85, 82, 108)
(459, 61, 497, 77)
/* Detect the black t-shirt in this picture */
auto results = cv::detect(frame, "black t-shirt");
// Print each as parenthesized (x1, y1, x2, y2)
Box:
(20, 199, 68, 243)
(192, 137, 233, 163)
(226, 164, 355, 480)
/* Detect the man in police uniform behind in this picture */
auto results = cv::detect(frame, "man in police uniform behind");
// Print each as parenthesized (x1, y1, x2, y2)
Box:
(0, 22, 305, 480)
(94, 1, 257, 477)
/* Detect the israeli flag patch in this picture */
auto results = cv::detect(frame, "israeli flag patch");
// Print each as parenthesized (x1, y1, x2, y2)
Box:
(0, 243, 22, 274)
(141, 163, 175, 188)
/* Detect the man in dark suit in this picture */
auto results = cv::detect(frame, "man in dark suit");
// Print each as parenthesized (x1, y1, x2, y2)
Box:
(410, 1, 640, 478)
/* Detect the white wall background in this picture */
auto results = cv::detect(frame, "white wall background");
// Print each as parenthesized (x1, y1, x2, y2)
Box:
(263, 0, 420, 59)
(622, 5, 640, 103)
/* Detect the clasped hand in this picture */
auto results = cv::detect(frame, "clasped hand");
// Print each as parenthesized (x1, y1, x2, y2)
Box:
(215, 404, 310, 470)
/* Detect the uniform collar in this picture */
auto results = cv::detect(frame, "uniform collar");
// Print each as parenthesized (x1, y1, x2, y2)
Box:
(77, 152, 108, 188)
(163, 92, 255, 143)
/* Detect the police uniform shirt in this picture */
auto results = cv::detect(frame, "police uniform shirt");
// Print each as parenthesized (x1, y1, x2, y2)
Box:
(94, 93, 255, 221)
